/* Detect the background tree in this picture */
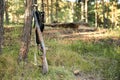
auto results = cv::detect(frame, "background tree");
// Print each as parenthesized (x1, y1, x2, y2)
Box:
(85, 0, 88, 23)
(55, 0, 59, 22)
(81, 0, 84, 22)
(5, 0, 24, 24)
(51, 0, 53, 22)
(0, 0, 4, 54)
(46, 0, 50, 23)
(95, 0, 98, 27)
(111, 1, 118, 28)
(3, 0, 120, 28)
(5, 0, 9, 24)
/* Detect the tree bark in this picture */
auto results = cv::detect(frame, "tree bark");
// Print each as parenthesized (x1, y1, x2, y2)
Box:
(18, 0, 33, 61)
(46, 0, 50, 23)
(55, 0, 58, 22)
(81, 0, 84, 22)
(5, 0, 9, 24)
(85, 0, 88, 23)
(0, 0, 4, 54)
(51, 0, 53, 22)
(111, 2, 114, 27)
(111, 1, 117, 28)
(95, 0, 98, 27)
(102, 0, 106, 28)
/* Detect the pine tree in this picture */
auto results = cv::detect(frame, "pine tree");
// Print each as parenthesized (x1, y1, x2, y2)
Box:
(0, 0, 4, 54)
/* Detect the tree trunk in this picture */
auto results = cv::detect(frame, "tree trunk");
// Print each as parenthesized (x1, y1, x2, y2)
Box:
(41, 0, 44, 11)
(71, 2, 74, 22)
(0, 0, 4, 54)
(51, 0, 53, 22)
(46, 0, 50, 23)
(55, 0, 58, 22)
(81, 0, 84, 22)
(95, 0, 98, 27)
(111, 2, 114, 27)
(18, 0, 33, 61)
(5, 0, 9, 24)
(114, 2, 117, 27)
(85, 0, 88, 23)
(102, 0, 106, 28)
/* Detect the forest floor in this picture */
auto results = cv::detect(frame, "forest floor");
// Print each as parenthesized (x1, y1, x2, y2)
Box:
(44, 26, 120, 41)
(43, 26, 120, 80)
(0, 24, 120, 80)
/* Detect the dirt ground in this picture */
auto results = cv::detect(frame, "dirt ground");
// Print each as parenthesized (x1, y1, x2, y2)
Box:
(44, 26, 120, 45)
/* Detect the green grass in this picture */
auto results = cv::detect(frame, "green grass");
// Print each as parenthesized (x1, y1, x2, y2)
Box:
(0, 25, 120, 80)
(69, 40, 120, 79)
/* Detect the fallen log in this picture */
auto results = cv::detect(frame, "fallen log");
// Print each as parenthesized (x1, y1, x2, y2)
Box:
(45, 22, 89, 29)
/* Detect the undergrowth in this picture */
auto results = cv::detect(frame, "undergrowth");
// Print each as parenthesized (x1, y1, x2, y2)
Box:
(0, 25, 120, 80)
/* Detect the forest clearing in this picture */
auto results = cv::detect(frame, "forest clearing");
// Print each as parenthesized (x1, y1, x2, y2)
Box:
(0, 0, 120, 80)
(0, 24, 120, 80)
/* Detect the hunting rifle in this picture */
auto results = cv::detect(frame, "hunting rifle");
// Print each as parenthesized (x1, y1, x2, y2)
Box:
(33, 0, 48, 74)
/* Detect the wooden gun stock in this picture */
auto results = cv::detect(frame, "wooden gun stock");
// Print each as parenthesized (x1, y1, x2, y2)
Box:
(33, 11, 48, 74)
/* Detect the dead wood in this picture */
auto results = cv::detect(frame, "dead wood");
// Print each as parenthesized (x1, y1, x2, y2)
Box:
(45, 22, 89, 29)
